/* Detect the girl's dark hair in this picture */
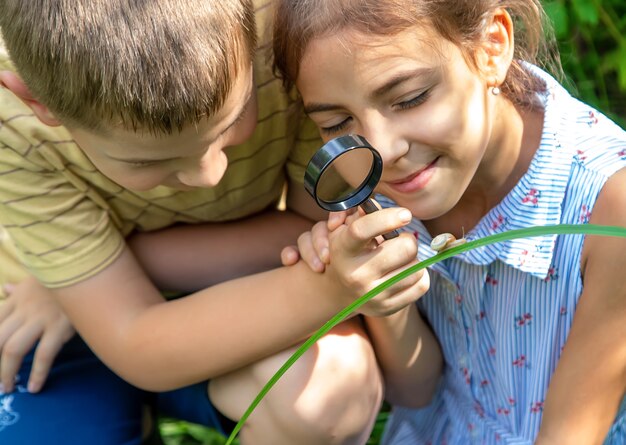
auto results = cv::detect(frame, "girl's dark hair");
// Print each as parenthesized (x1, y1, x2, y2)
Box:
(273, 0, 562, 110)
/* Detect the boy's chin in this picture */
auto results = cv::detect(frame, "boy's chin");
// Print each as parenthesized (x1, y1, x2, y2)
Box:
(169, 183, 198, 191)
(117, 180, 198, 192)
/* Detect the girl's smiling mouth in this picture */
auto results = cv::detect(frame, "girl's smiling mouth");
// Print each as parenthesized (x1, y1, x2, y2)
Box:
(385, 157, 439, 193)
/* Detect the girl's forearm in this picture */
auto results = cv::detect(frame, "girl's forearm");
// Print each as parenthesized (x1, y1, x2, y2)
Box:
(364, 304, 443, 408)
(535, 289, 626, 444)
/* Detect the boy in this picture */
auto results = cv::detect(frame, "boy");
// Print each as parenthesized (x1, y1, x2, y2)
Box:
(0, 1, 439, 443)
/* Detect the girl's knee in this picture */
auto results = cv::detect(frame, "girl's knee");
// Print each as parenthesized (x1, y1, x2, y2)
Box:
(210, 320, 383, 444)
(289, 322, 383, 430)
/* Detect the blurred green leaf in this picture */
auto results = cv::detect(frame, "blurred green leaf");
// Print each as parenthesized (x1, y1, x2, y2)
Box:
(544, 1, 570, 38)
(548, 0, 626, 125)
(572, 0, 599, 25)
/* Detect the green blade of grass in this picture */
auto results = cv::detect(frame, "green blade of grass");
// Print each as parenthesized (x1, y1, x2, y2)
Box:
(226, 223, 626, 444)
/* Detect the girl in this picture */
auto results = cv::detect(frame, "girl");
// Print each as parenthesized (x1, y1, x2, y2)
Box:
(274, 0, 626, 444)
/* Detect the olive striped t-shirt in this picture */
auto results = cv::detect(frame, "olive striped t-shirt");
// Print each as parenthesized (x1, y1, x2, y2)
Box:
(0, 2, 322, 291)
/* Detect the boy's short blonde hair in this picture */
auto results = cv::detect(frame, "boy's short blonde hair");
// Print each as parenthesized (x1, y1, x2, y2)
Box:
(0, 0, 257, 134)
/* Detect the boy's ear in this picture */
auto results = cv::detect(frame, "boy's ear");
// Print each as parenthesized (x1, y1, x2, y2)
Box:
(475, 8, 515, 89)
(0, 71, 62, 127)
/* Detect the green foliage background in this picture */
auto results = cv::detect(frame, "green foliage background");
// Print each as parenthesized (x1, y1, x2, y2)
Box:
(160, 1, 626, 444)
(544, 0, 626, 126)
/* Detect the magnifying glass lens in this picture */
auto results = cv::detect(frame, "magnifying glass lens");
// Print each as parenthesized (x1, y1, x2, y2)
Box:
(316, 148, 374, 203)
(304, 134, 399, 240)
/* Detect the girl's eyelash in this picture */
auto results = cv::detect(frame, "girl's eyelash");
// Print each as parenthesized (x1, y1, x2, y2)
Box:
(320, 118, 352, 135)
(319, 90, 432, 135)
(396, 89, 432, 110)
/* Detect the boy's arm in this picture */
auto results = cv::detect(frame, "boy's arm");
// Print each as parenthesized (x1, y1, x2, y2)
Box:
(129, 176, 327, 292)
(53, 190, 431, 392)
(52, 246, 348, 391)
(128, 208, 316, 292)
(128, 178, 326, 292)
(536, 168, 626, 444)
(0, 206, 315, 393)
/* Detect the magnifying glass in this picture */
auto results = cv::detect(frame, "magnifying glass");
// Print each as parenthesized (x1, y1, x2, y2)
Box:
(304, 134, 399, 240)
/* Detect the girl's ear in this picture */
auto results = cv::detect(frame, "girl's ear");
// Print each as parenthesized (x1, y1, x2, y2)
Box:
(475, 8, 515, 89)
(0, 71, 62, 127)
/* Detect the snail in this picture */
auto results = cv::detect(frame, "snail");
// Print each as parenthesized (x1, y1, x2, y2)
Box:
(430, 232, 467, 252)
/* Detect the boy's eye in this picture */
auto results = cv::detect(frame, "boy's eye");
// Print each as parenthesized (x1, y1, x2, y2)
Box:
(395, 89, 432, 110)
(221, 103, 249, 136)
(320, 117, 352, 136)
(127, 160, 158, 168)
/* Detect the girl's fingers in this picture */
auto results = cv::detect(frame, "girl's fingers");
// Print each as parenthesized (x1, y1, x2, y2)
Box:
(344, 207, 365, 225)
(327, 210, 350, 231)
(340, 208, 413, 253)
(280, 245, 300, 266)
(375, 232, 419, 272)
(342, 231, 418, 279)
(360, 268, 430, 317)
(297, 231, 326, 272)
(333, 234, 420, 298)
(373, 257, 424, 296)
(375, 269, 431, 316)
(311, 222, 330, 264)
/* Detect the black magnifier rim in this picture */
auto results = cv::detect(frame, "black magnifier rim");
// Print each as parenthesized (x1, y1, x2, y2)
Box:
(304, 134, 382, 211)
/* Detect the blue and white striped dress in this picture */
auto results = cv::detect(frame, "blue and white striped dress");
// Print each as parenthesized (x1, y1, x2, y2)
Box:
(379, 68, 626, 445)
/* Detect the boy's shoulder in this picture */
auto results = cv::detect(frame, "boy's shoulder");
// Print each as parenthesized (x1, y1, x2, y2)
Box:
(1, 39, 73, 161)
(0, 82, 77, 173)
(0, 39, 13, 71)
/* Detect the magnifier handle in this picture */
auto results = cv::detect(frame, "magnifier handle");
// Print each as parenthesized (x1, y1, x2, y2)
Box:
(360, 198, 400, 241)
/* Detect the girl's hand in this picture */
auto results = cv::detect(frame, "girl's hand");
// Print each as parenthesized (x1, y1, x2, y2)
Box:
(326, 207, 430, 317)
(281, 220, 330, 272)
(280, 209, 354, 272)
(0, 276, 75, 394)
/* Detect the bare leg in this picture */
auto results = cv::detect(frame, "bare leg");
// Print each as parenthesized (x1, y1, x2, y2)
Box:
(209, 318, 383, 445)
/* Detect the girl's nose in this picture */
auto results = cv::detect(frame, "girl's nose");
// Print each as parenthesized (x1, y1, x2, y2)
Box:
(361, 122, 410, 166)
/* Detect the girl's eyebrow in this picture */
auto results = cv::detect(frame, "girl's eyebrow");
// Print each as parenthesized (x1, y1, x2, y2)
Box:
(371, 67, 435, 99)
(303, 67, 435, 115)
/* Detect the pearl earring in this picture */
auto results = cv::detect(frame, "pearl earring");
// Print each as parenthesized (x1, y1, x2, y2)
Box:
(491, 85, 501, 96)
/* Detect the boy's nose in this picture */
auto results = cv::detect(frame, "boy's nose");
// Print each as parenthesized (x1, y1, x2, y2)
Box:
(176, 152, 227, 188)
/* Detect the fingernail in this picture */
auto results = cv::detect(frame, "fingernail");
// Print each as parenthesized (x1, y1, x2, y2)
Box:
(329, 211, 343, 221)
(312, 259, 324, 272)
(28, 381, 40, 393)
(398, 209, 413, 222)
(320, 248, 329, 263)
(2, 283, 15, 294)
